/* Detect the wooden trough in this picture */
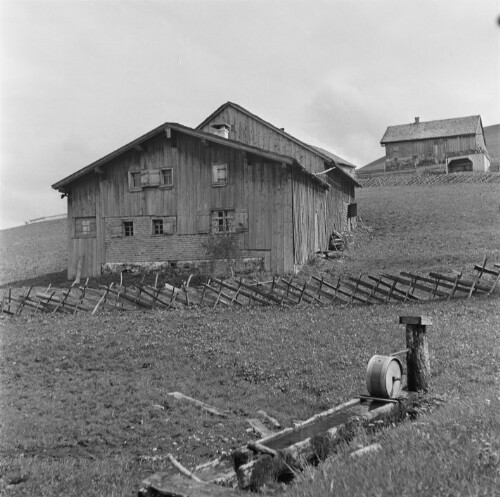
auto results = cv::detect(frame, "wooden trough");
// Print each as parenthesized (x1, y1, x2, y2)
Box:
(139, 316, 432, 496)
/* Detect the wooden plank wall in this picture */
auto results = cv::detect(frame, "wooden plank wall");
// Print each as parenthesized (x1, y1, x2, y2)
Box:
(68, 132, 296, 274)
(100, 134, 178, 219)
(292, 171, 326, 266)
(67, 175, 99, 278)
(199, 106, 327, 174)
(385, 135, 479, 162)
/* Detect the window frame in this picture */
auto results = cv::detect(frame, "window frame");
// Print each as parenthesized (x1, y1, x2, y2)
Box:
(152, 218, 164, 235)
(211, 209, 235, 234)
(123, 220, 134, 237)
(128, 171, 142, 192)
(211, 163, 228, 187)
(75, 217, 96, 238)
(160, 167, 174, 189)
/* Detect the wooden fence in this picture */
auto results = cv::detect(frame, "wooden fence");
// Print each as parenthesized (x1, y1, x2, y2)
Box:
(358, 172, 500, 188)
(1, 258, 499, 317)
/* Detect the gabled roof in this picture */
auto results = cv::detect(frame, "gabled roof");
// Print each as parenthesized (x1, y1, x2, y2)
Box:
(309, 146, 356, 169)
(381, 115, 483, 144)
(357, 155, 385, 173)
(52, 122, 331, 191)
(197, 102, 360, 180)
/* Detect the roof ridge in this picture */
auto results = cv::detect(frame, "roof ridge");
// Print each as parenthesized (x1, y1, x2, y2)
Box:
(198, 101, 357, 168)
(52, 121, 354, 190)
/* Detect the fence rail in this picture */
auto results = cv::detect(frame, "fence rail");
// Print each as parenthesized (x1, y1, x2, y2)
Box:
(358, 172, 500, 188)
(26, 213, 67, 224)
(1, 258, 499, 317)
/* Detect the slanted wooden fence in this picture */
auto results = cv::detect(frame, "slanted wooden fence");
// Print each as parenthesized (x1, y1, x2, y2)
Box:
(1, 258, 499, 317)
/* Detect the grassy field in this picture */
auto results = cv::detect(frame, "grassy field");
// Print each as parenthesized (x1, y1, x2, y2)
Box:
(0, 219, 67, 286)
(0, 181, 499, 496)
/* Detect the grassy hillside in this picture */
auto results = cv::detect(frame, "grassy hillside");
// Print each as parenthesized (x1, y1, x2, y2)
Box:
(0, 219, 67, 286)
(1, 180, 499, 287)
(1, 181, 499, 496)
(307, 181, 500, 280)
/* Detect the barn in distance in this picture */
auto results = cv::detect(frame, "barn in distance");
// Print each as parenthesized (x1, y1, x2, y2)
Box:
(380, 115, 490, 174)
(52, 104, 360, 279)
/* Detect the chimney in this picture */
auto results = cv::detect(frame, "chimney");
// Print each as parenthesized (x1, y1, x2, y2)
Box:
(414, 117, 420, 124)
(210, 123, 230, 139)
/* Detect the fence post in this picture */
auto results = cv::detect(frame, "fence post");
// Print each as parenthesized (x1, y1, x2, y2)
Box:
(399, 316, 432, 392)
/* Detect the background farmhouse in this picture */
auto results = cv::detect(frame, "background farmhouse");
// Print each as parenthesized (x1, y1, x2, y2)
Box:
(381, 115, 490, 174)
(52, 104, 360, 279)
(359, 117, 498, 178)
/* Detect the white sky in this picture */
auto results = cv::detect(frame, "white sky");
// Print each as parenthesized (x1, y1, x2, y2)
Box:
(1, 0, 499, 229)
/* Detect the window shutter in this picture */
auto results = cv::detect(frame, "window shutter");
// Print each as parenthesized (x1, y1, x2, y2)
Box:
(109, 221, 123, 238)
(197, 211, 211, 233)
(148, 169, 161, 186)
(164, 216, 177, 234)
(141, 170, 149, 186)
(234, 209, 248, 232)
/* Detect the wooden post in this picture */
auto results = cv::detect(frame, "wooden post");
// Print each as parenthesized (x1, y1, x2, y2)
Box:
(399, 316, 432, 392)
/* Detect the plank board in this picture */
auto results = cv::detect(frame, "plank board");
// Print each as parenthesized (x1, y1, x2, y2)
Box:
(139, 473, 242, 497)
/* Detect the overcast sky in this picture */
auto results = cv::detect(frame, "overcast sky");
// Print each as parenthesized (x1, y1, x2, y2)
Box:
(1, 0, 499, 230)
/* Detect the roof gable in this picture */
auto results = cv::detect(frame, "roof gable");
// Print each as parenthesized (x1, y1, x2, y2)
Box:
(198, 101, 356, 169)
(52, 122, 331, 190)
(381, 115, 483, 144)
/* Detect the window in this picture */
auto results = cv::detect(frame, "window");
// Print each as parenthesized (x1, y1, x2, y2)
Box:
(75, 217, 96, 238)
(160, 168, 173, 188)
(152, 219, 164, 235)
(347, 203, 357, 218)
(123, 221, 134, 237)
(211, 210, 235, 233)
(129, 171, 142, 191)
(212, 164, 228, 187)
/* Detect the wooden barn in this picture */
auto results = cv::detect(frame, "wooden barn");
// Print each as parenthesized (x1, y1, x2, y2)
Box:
(380, 115, 490, 173)
(52, 106, 360, 279)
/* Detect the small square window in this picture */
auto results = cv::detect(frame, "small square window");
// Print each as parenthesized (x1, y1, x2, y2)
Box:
(160, 168, 173, 188)
(75, 217, 96, 238)
(152, 219, 164, 235)
(129, 171, 142, 191)
(123, 221, 134, 237)
(211, 210, 234, 233)
(212, 164, 227, 187)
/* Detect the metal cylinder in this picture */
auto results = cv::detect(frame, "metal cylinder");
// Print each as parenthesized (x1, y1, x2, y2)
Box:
(366, 355, 403, 399)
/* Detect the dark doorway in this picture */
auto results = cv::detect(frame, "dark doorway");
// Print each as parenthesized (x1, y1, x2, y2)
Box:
(448, 158, 473, 173)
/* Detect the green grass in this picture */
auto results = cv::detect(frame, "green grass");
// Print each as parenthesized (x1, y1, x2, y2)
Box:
(0, 219, 67, 286)
(1, 181, 500, 495)
(290, 387, 500, 497)
(1, 296, 499, 495)
(349, 183, 500, 277)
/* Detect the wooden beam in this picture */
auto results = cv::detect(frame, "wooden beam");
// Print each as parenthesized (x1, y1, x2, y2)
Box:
(400, 316, 431, 392)
(139, 473, 242, 497)
(166, 392, 230, 417)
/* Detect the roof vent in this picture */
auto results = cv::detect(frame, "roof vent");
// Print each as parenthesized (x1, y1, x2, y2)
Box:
(414, 117, 420, 124)
(211, 123, 230, 139)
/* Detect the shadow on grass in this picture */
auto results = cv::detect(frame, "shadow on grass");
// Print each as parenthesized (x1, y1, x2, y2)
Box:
(0, 268, 212, 290)
(0, 270, 70, 289)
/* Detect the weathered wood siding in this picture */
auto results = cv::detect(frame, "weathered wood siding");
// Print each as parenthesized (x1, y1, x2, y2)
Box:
(67, 175, 101, 278)
(199, 106, 327, 174)
(67, 132, 295, 275)
(199, 104, 357, 264)
(291, 168, 355, 267)
(385, 133, 485, 163)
